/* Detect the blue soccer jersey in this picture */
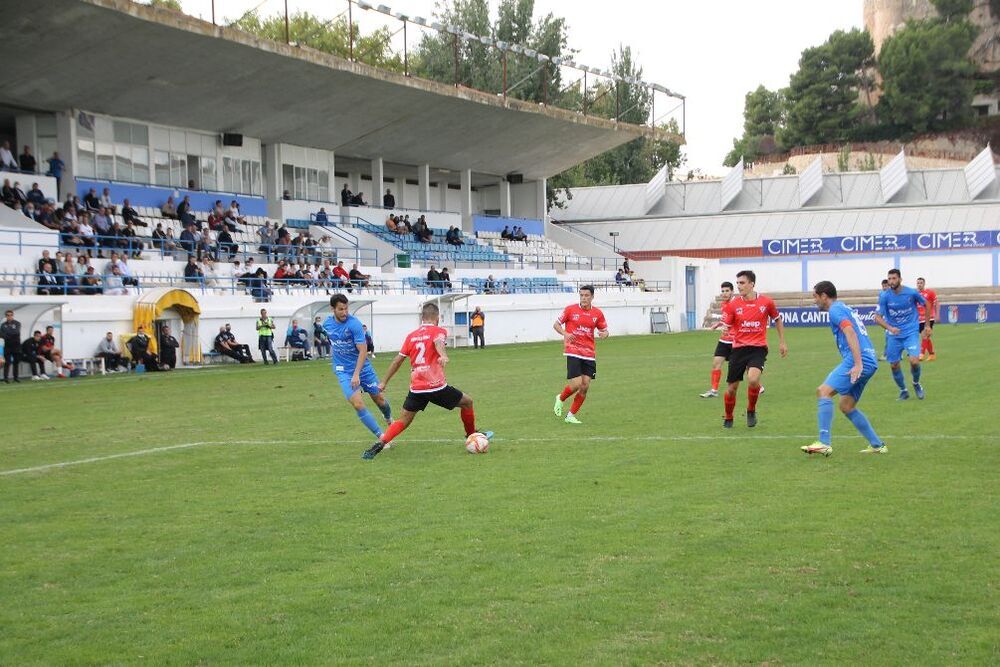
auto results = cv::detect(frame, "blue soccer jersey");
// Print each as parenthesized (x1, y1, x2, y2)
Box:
(323, 314, 370, 372)
(878, 286, 925, 336)
(829, 301, 876, 362)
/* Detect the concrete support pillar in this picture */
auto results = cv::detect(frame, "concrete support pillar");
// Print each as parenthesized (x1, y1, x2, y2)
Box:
(371, 157, 384, 207)
(499, 178, 511, 217)
(460, 168, 472, 231)
(536, 178, 548, 233)
(263, 143, 283, 219)
(438, 179, 448, 211)
(394, 177, 404, 208)
(55, 111, 76, 199)
(14, 115, 37, 163)
(417, 164, 430, 210)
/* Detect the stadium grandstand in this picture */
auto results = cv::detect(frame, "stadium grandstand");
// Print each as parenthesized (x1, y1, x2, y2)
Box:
(0, 0, 678, 372)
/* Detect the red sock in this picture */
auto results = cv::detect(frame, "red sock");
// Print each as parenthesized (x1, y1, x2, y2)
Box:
(381, 420, 407, 445)
(559, 386, 575, 401)
(724, 393, 736, 420)
(710, 369, 722, 391)
(747, 385, 761, 412)
(926, 338, 934, 354)
(569, 393, 586, 415)
(920, 338, 928, 355)
(460, 407, 476, 436)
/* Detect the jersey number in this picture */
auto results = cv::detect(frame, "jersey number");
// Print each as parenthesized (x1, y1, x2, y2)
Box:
(850, 310, 869, 336)
(414, 341, 426, 364)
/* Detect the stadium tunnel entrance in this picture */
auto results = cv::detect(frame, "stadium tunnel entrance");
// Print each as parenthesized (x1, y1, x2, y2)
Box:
(133, 288, 201, 365)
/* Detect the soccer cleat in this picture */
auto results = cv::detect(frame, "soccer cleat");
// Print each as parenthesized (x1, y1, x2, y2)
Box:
(897, 389, 910, 401)
(564, 413, 582, 425)
(723, 418, 733, 429)
(482, 430, 494, 441)
(918, 353, 925, 361)
(31, 375, 41, 381)
(801, 442, 832, 457)
(361, 441, 385, 460)
(553, 394, 563, 417)
(746, 411, 758, 428)
(913, 383, 925, 400)
(927, 354, 936, 362)
(758, 386, 765, 396)
(859, 444, 889, 454)
(699, 389, 718, 398)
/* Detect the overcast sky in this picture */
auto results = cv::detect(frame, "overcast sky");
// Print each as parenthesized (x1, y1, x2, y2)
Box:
(175, 0, 862, 177)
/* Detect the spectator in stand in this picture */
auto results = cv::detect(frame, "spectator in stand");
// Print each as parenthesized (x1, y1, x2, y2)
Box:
(244, 257, 257, 276)
(46, 151, 64, 179)
(350, 190, 367, 206)
(81, 266, 102, 294)
(127, 326, 159, 370)
(2, 310, 22, 383)
(151, 223, 166, 250)
(36, 262, 60, 295)
(315, 207, 329, 223)
(332, 260, 352, 291)
(121, 198, 146, 227)
(158, 324, 180, 370)
(362, 324, 376, 359)
(514, 226, 528, 241)
(21, 330, 48, 380)
(179, 223, 197, 257)
(77, 213, 97, 255)
(184, 255, 204, 284)
(215, 324, 253, 363)
(256, 308, 278, 364)
(349, 263, 370, 290)
(484, 274, 497, 294)
(217, 226, 236, 260)
(37, 201, 58, 229)
(284, 319, 313, 359)
(226, 201, 246, 227)
(22, 202, 38, 222)
(12, 181, 26, 206)
(97, 331, 127, 372)
(340, 183, 352, 206)
(257, 221, 276, 261)
(37, 250, 54, 273)
(249, 267, 272, 302)
(83, 188, 101, 211)
(383, 188, 395, 208)
(440, 267, 453, 290)
(386, 214, 399, 233)
(19, 146, 36, 174)
(622, 258, 630, 274)
(470, 306, 486, 349)
(446, 225, 464, 246)
(99, 188, 117, 214)
(60, 258, 79, 294)
(202, 224, 218, 260)
(0, 141, 18, 170)
(318, 235, 334, 258)
(500, 225, 512, 240)
(122, 221, 142, 258)
(418, 216, 433, 243)
(313, 316, 331, 358)
(177, 195, 195, 227)
(104, 265, 128, 295)
(26, 182, 44, 206)
(426, 265, 442, 290)
(400, 214, 412, 233)
(275, 225, 292, 261)
(282, 189, 292, 200)
(161, 195, 178, 219)
(615, 269, 627, 286)
(206, 207, 224, 231)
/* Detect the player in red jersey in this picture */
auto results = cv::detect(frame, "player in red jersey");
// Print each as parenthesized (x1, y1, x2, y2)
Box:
(720, 270, 788, 428)
(916, 277, 938, 361)
(700, 281, 735, 398)
(361, 302, 491, 459)
(553, 285, 609, 424)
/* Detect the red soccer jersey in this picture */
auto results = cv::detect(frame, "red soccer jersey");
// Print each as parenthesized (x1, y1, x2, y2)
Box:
(918, 289, 937, 322)
(718, 296, 734, 343)
(721, 294, 779, 348)
(398, 324, 448, 392)
(557, 303, 608, 360)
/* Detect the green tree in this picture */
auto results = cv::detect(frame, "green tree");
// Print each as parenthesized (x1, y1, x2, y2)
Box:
(724, 85, 783, 166)
(230, 11, 403, 71)
(149, 0, 182, 10)
(877, 17, 978, 134)
(931, 0, 974, 20)
(779, 29, 874, 148)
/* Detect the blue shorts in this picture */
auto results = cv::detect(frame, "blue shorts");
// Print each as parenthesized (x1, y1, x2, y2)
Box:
(885, 330, 921, 363)
(823, 357, 878, 402)
(334, 365, 381, 399)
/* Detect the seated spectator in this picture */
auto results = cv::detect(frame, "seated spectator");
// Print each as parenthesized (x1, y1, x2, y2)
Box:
(127, 326, 160, 370)
(80, 266, 102, 294)
(284, 319, 313, 359)
(61, 220, 86, 252)
(151, 223, 166, 248)
(177, 195, 196, 227)
(400, 215, 412, 233)
(446, 226, 465, 246)
(184, 255, 205, 284)
(103, 266, 128, 295)
(426, 264, 442, 289)
(84, 187, 101, 211)
(513, 226, 528, 241)
(46, 151, 64, 179)
(21, 330, 48, 380)
(313, 316, 331, 358)
(161, 195, 178, 219)
(214, 324, 253, 363)
(77, 214, 97, 254)
(386, 214, 399, 233)
(158, 324, 180, 370)
(121, 221, 143, 258)
(218, 227, 236, 260)
(315, 207, 329, 223)
(332, 260, 352, 290)
(349, 263, 370, 289)
(247, 268, 272, 302)
(227, 200, 246, 226)
(26, 182, 45, 206)
(282, 189, 292, 200)
(484, 274, 497, 294)
(37, 202, 58, 229)
(36, 262, 60, 295)
(440, 267, 453, 290)
(350, 191, 367, 206)
(96, 331, 127, 372)
(179, 223, 197, 256)
(59, 258, 80, 295)
(37, 250, 54, 274)
(615, 269, 627, 285)
(99, 188, 117, 214)
(500, 225, 512, 240)
(340, 184, 352, 206)
(12, 182, 26, 206)
(318, 235, 334, 257)
(39, 325, 72, 378)
(18, 146, 36, 174)
(0, 141, 18, 170)
(383, 188, 395, 208)
(121, 198, 146, 227)
(22, 202, 38, 222)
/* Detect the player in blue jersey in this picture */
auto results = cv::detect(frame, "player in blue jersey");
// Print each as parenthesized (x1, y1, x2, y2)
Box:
(873, 268, 927, 400)
(323, 293, 392, 439)
(802, 281, 887, 456)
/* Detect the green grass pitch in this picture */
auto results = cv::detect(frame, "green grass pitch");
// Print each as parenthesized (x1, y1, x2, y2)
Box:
(1, 325, 997, 664)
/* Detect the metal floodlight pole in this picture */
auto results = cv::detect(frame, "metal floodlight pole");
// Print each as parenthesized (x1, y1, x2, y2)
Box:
(403, 20, 408, 75)
(502, 51, 508, 98)
(211, 0, 215, 25)
(284, 0, 290, 44)
(583, 71, 588, 115)
(543, 61, 548, 105)
(348, 0, 354, 60)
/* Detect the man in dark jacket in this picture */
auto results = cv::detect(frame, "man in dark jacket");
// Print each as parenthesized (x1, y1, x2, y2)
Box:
(127, 326, 159, 370)
(1, 309, 21, 383)
(20, 331, 46, 379)
(158, 324, 180, 370)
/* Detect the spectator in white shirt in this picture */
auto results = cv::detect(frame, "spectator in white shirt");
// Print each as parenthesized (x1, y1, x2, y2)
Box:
(99, 188, 117, 214)
(0, 141, 17, 170)
(104, 266, 128, 295)
(227, 200, 246, 226)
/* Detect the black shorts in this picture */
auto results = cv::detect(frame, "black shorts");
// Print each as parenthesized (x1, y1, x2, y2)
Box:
(566, 356, 597, 380)
(727, 345, 768, 383)
(403, 385, 465, 412)
(919, 321, 934, 333)
(713, 340, 733, 361)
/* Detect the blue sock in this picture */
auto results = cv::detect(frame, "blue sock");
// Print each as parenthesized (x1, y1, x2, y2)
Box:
(378, 399, 392, 422)
(911, 364, 921, 384)
(891, 367, 906, 390)
(357, 408, 382, 437)
(817, 398, 834, 445)
(846, 409, 882, 446)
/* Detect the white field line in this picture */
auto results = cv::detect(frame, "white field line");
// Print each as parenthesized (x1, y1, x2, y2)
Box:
(0, 433, 984, 477)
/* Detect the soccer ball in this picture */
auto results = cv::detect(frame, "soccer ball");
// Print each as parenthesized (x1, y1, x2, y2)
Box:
(465, 432, 489, 454)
